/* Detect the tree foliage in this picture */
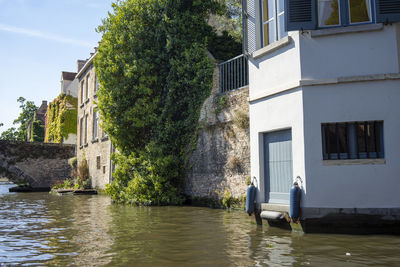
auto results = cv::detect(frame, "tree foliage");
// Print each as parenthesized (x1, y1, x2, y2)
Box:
(0, 97, 37, 141)
(96, 0, 223, 205)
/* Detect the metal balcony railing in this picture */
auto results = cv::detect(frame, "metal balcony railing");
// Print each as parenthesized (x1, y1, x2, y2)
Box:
(218, 54, 248, 93)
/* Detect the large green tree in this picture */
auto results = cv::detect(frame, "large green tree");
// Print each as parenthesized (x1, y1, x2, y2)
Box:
(0, 97, 38, 141)
(95, 0, 223, 205)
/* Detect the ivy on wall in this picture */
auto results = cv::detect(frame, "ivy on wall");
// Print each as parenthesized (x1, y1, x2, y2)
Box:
(95, 0, 229, 205)
(45, 93, 77, 143)
(30, 113, 44, 142)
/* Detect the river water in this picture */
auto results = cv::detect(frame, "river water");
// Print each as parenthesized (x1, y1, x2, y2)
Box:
(0, 183, 399, 266)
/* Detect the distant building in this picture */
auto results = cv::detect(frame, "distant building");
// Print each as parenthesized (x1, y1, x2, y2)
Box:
(76, 52, 113, 189)
(61, 71, 78, 98)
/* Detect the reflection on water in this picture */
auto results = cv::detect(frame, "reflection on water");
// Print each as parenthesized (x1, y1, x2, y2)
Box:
(0, 183, 399, 266)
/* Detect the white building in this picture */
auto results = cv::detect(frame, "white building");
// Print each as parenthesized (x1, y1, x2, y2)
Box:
(245, 0, 400, 232)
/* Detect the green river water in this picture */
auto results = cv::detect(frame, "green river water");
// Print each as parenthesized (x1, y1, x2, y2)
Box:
(0, 182, 399, 266)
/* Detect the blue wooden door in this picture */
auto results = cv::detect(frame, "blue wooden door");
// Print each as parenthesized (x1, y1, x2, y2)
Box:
(264, 129, 293, 204)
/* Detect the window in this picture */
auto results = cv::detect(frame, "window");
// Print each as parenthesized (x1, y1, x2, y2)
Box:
(318, 0, 372, 27)
(80, 82, 84, 104)
(85, 74, 90, 100)
(321, 121, 384, 160)
(95, 75, 99, 92)
(84, 114, 88, 145)
(93, 109, 99, 140)
(262, 0, 287, 46)
(96, 156, 101, 170)
(286, 0, 400, 31)
(79, 117, 84, 146)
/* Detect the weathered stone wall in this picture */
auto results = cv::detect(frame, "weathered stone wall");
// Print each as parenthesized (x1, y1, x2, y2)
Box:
(0, 141, 75, 188)
(77, 59, 113, 189)
(185, 67, 250, 199)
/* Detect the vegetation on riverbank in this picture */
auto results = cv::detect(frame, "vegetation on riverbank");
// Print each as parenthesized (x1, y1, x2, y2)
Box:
(95, 0, 241, 205)
(51, 157, 91, 190)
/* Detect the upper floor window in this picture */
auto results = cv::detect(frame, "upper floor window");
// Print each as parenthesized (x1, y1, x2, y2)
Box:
(80, 81, 84, 104)
(321, 121, 384, 160)
(95, 75, 99, 93)
(262, 0, 287, 47)
(79, 117, 84, 146)
(286, 0, 400, 31)
(93, 109, 99, 140)
(318, 0, 372, 27)
(85, 74, 90, 100)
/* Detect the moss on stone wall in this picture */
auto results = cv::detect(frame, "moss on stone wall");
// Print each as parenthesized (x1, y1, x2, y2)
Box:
(45, 93, 77, 143)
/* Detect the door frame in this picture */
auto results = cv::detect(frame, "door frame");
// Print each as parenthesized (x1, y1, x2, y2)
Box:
(258, 127, 293, 204)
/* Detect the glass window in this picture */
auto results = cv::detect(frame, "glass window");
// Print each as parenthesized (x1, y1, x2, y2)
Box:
(79, 118, 84, 146)
(84, 115, 88, 144)
(318, 0, 340, 27)
(262, 0, 287, 47)
(322, 121, 384, 160)
(86, 74, 90, 100)
(95, 75, 99, 92)
(80, 82, 84, 104)
(348, 0, 371, 24)
(93, 110, 99, 140)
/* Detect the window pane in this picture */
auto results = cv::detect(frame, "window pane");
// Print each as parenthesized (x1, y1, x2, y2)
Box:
(263, 0, 275, 22)
(278, 14, 287, 39)
(263, 21, 276, 46)
(349, 0, 371, 24)
(327, 124, 337, 154)
(318, 0, 340, 27)
(278, 0, 284, 13)
(357, 123, 366, 155)
(337, 124, 348, 155)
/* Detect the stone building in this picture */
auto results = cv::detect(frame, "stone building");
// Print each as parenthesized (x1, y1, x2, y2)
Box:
(76, 53, 113, 189)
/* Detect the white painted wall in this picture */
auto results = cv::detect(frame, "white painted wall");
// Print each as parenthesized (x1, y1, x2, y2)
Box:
(249, 89, 306, 205)
(303, 80, 400, 208)
(299, 25, 400, 80)
(249, 32, 302, 101)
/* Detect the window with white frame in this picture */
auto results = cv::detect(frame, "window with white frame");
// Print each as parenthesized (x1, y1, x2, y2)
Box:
(95, 75, 99, 92)
(318, 0, 372, 27)
(80, 81, 84, 104)
(79, 117, 84, 146)
(262, 0, 287, 47)
(84, 114, 88, 145)
(93, 109, 99, 140)
(85, 74, 90, 100)
(321, 121, 384, 160)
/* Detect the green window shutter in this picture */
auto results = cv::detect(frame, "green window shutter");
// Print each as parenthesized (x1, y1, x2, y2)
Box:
(376, 0, 400, 23)
(285, 0, 317, 31)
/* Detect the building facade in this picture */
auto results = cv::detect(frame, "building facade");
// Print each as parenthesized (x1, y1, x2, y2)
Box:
(76, 54, 113, 189)
(246, 0, 400, 232)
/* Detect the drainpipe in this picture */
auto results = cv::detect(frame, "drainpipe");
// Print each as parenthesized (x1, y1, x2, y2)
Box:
(242, 0, 248, 55)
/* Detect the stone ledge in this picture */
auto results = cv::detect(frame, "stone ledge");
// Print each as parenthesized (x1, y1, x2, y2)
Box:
(323, 158, 386, 166)
(252, 36, 292, 60)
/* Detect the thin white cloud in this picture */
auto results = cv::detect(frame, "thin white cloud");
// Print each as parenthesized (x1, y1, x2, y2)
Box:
(0, 23, 93, 48)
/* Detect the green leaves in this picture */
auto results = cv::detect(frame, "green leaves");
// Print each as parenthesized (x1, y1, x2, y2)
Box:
(98, 0, 229, 205)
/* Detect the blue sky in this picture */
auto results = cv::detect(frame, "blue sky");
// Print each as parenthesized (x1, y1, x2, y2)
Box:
(0, 0, 113, 133)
